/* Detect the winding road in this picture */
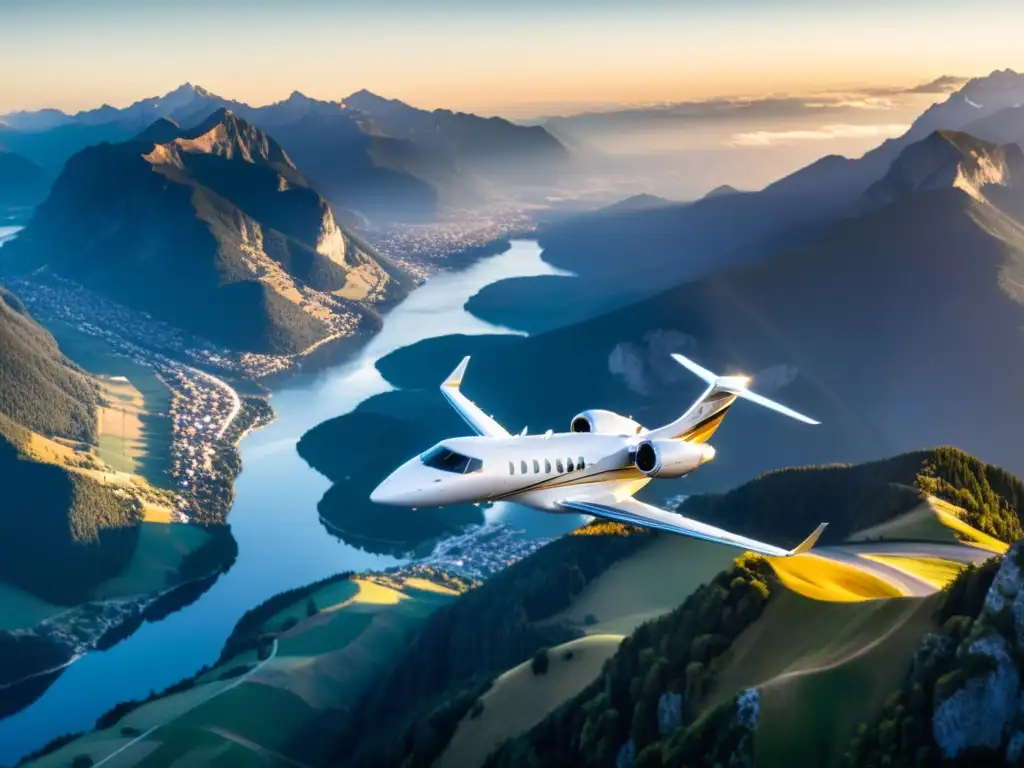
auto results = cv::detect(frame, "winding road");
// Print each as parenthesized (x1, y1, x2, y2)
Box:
(90, 639, 278, 768)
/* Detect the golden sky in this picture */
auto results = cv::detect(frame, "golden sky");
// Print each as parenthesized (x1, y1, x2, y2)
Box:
(1, 0, 1022, 116)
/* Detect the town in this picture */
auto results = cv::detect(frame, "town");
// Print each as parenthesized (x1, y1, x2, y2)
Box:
(372, 209, 537, 281)
(8, 273, 268, 523)
(417, 522, 552, 580)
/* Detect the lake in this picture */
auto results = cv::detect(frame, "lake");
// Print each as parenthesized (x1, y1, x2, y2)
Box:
(0, 239, 574, 763)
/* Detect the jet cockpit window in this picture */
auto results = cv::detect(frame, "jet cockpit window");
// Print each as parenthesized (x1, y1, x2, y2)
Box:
(420, 446, 482, 474)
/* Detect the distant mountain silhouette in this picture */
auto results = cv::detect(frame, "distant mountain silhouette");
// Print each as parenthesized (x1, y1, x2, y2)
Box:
(768, 68, 1024, 201)
(702, 184, 742, 199)
(0, 150, 49, 208)
(601, 193, 676, 212)
(0, 84, 569, 223)
(2, 110, 405, 354)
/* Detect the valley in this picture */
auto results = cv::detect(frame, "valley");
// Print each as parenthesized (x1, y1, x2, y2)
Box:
(4, 55, 1024, 768)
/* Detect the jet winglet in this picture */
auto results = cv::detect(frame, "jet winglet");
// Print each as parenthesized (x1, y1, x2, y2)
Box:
(443, 356, 471, 390)
(789, 522, 828, 556)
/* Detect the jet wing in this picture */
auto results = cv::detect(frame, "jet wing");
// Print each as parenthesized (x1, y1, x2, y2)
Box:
(557, 496, 826, 558)
(440, 356, 510, 438)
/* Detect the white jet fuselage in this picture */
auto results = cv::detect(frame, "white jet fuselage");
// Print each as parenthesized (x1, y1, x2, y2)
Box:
(371, 432, 713, 511)
(370, 353, 828, 558)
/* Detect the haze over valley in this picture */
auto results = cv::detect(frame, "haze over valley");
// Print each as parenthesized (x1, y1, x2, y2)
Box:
(3, 2, 1024, 765)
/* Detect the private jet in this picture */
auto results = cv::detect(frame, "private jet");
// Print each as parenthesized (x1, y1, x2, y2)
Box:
(370, 353, 827, 557)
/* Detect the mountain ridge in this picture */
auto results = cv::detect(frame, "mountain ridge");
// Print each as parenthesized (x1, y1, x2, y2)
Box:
(0, 84, 569, 222)
(2, 109, 401, 355)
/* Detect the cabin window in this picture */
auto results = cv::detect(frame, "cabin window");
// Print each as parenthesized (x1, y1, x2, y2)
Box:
(521, 460, 528, 474)
(544, 459, 551, 473)
(578, 457, 585, 470)
(556, 459, 564, 473)
(508, 461, 514, 475)
(420, 446, 482, 474)
(567, 458, 574, 471)
(533, 459, 540, 474)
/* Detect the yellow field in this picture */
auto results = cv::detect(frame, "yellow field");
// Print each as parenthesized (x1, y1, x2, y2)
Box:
(547, 535, 737, 635)
(849, 496, 1008, 554)
(766, 553, 904, 602)
(97, 376, 149, 475)
(23, 428, 176, 519)
(859, 554, 965, 589)
(437, 635, 624, 768)
(334, 263, 386, 301)
(708, 588, 940, 768)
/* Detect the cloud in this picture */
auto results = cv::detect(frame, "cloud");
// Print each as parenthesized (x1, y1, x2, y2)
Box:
(750, 364, 799, 394)
(906, 75, 969, 94)
(608, 341, 650, 395)
(608, 330, 697, 395)
(729, 123, 910, 147)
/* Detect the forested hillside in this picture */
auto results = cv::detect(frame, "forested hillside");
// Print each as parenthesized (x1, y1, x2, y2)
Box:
(0, 416, 139, 604)
(0, 284, 97, 441)
(680, 447, 1024, 548)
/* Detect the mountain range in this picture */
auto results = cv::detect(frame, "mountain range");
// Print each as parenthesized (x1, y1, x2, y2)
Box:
(2, 109, 411, 355)
(297, 113, 1024, 561)
(0, 84, 569, 222)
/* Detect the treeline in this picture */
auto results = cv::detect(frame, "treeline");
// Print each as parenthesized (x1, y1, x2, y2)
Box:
(679, 448, 1024, 547)
(485, 555, 776, 768)
(332, 524, 653, 767)
(847, 555, 1004, 767)
(219, 570, 356, 662)
(0, 284, 98, 442)
(916, 446, 1024, 542)
(0, 432, 140, 605)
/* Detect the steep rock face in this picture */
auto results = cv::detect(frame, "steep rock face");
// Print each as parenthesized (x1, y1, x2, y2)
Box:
(865, 130, 1024, 207)
(2, 110, 401, 355)
(928, 544, 1024, 760)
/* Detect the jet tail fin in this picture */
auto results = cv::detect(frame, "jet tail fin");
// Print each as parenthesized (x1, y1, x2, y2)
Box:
(646, 352, 818, 441)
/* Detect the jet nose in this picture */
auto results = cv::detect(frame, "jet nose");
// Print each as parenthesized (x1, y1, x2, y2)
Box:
(370, 474, 400, 505)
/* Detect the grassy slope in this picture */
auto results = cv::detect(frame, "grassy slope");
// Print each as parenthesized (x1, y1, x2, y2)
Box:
(709, 588, 942, 768)
(849, 495, 1009, 554)
(858, 554, 965, 590)
(437, 635, 623, 768)
(545, 535, 738, 636)
(767, 554, 904, 602)
(25, 574, 461, 768)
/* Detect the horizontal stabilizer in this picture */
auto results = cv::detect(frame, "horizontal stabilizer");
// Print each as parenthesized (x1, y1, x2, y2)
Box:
(670, 353, 820, 426)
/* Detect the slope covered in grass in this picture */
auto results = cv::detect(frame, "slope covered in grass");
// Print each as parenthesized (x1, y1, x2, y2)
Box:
(437, 635, 623, 768)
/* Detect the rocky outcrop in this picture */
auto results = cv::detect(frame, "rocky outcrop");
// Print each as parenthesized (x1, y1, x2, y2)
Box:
(933, 632, 1019, 756)
(864, 130, 1024, 207)
(657, 691, 684, 735)
(928, 543, 1024, 760)
(2, 110, 405, 355)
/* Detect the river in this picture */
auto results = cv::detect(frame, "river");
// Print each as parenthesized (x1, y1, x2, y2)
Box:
(0, 239, 573, 763)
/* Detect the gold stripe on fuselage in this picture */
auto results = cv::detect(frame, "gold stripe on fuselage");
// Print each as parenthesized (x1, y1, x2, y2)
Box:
(492, 464, 646, 501)
(673, 407, 729, 442)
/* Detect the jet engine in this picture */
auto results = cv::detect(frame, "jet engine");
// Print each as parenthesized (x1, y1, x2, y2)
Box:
(570, 409, 644, 435)
(633, 439, 714, 478)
